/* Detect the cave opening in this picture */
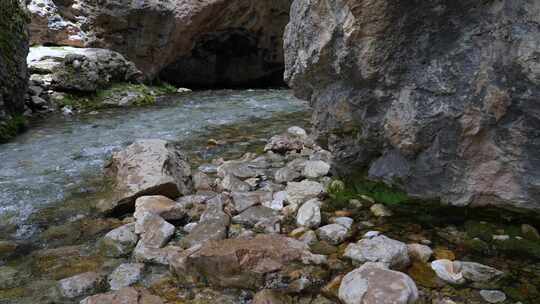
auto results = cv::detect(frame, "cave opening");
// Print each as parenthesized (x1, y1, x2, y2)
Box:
(159, 29, 286, 89)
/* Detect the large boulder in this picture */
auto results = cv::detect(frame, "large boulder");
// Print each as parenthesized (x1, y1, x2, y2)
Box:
(0, 0, 29, 141)
(171, 234, 318, 289)
(284, 0, 540, 212)
(27, 46, 142, 93)
(103, 139, 193, 214)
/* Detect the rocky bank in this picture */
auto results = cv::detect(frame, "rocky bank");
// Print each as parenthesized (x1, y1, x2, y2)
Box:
(284, 0, 540, 212)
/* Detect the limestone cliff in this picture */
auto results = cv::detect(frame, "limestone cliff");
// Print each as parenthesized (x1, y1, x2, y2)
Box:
(284, 0, 540, 212)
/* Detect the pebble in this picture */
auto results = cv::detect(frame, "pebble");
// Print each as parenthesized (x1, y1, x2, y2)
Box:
(479, 290, 506, 303)
(370, 203, 392, 217)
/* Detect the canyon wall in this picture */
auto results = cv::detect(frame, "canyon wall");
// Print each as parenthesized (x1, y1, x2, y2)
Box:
(0, 0, 29, 138)
(284, 0, 540, 212)
(27, 0, 292, 87)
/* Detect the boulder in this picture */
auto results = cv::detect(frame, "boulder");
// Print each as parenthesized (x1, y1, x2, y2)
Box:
(220, 174, 252, 192)
(135, 213, 175, 249)
(103, 139, 193, 214)
(132, 242, 180, 265)
(286, 180, 325, 205)
(338, 263, 418, 304)
(344, 234, 410, 269)
(134, 195, 186, 221)
(317, 224, 349, 245)
(274, 167, 301, 184)
(302, 161, 330, 179)
(27, 46, 142, 93)
(232, 206, 280, 227)
(232, 191, 273, 213)
(80, 287, 164, 304)
(284, 0, 540, 212)
(407, 243, 433, 263)
(99, 223, 138, 257)
(58, 272, 104, 299)
(108, 263, 145, 291)
(170, 234, 315, 289)
(296, 198, 322, 229)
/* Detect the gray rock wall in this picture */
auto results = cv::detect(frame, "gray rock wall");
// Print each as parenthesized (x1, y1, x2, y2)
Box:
(284, 0, 540, 212)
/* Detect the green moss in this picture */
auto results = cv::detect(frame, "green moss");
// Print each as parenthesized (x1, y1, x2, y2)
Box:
(55, 83, 177, 112)
(493, 237, 540, 259)
(0, 115, 27, 143)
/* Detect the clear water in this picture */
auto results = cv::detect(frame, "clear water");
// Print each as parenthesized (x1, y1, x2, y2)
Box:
(0, 90, 310, 239)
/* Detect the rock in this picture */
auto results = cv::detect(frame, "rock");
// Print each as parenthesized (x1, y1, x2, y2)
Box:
(407, 243, 433, 263)
(99, 223, 138, 257)
(317, 224, 349, 245)
(180, 195, 230, 249)
(0, 0, 28, 142)
(0, 266, 22, 289)
(430, 259, 466, 285)
(134, 195, 186, 221)
(459, 261, 504, 285)
(370, 204, 392, 217)
(479, 290, 506, 303)
(284, 0, 540, 212)
(265, 134, 305, 154)
(198, 163, 218, 174)
(217, 160, 267, 179)
(263, 190, 287, 211)
(232, 191, 273, 213)
(80, 287, 164, 304)
(433, 247, 456, 261)
(233, 206, 280, 227)
(132, 242, 179, 265)
(221, 174, 251, 192)
(344, 235, 410, 269)
(103, 139, 193, 214)
(135, 213, 175, 249)
(27, 46, 142, 93)
(521, 224, 540, 241)
(171, 234, 314, 289)
(286, 180, 325, 205)
(302, 160, 330, 179)
(58, 272, 104, 299)
(299, 230, 318, 246)
(275, 167, 301, 183)
(108, 263, 145, 291)
(193, 171, 213, 191)
(331, 217, 354, 230)
(338, 262, 418, 304)
(252, 290, 293, 304)
(296, 198, 322, 228)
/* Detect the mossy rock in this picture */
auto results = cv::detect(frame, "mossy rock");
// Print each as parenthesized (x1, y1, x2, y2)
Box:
(493, 237, 540, 259)
(407, 262, 444, 288)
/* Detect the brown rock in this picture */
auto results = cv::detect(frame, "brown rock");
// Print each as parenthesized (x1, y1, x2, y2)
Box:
(171, 234, 312, 289)
(134, 195, 186, 221)
(253, 290, 293, 304)
(434, 247, 455, 261)
(80, 287, 163, 304)
(103, 139, 193, 215)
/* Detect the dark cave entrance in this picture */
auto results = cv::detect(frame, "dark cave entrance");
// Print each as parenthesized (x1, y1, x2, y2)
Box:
(159, 29, 286, 89)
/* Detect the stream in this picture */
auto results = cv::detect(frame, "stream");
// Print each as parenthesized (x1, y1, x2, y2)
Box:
(0, 89, 310, 240)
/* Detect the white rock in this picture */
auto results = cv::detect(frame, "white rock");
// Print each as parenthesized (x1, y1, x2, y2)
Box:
(183, 222, 198, 233)
(108, 263, 144, 291)
(299, 230, 318, 246)
(317, 224, 349, 245)
(302, 160, 331, 179)
(338, 262, 418, 304)
(286, 180, 325, 205)
(287, 126, 308, 138)
(58, 272, 103, 298)
(263, 190, 287, 210)
(100, 223, 138, 257)
(344, 234, 410, 269)
(363, 231, 381, 238)
(132, 242, 179, 265)
(134, 195, 185, 221)
(407, 243, 433, 263)
(430, 259, 466, 285)
(479, 290, 506, 303)
(370, 203, 392, 217)
(296, 199, 322, 228)
(332, 217, 354, 230)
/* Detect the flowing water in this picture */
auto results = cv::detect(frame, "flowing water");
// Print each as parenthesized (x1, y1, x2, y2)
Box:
(0, 90, 310, 240)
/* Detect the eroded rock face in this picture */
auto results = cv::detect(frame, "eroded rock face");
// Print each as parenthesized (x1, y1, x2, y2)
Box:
(28, 0, 292, 87)
(0, 0, 29, 139)
(103, 139, 193, 214)
(284, 0, 540, 212)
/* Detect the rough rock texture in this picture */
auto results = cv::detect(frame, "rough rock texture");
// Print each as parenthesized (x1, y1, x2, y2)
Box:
(0, 0, 29, 138)
(171, 234, 314, 289)
(103, 139, 193, 214)
(80, 287, 164, 304)
(284, 0, 540, 212)
(28, 0, 292, 87)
